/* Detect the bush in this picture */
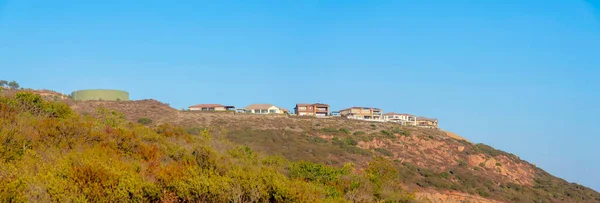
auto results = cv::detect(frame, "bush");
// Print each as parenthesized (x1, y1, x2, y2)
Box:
(374, 148, 393, 157)
(353, 131, 366, 136)
(339, 128, 351, 135)
(320, 127, 338, 133)
(137, 117, 153, 125)
(380, 130, 395, 139)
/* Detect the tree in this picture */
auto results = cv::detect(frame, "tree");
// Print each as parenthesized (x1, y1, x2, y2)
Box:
(8, 81, 19, 89)
(0, 80, 7, 87)
(137, 117, 153, 125)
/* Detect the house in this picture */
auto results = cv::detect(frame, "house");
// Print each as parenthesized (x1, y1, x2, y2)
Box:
(243, 104, 289, 114)
(331, 111, 341, 117)
(295, 103, 330, 117)
(417, 117, 439, 128)
(383, 112, 417, 125)
(339, 107, 383, 120)
(189, 104, 235, 111)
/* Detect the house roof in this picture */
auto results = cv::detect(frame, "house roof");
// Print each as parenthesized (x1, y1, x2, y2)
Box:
(417, 117, 438, 122)
(339, 107, 382, 111)
(296, 103, 330, 107)
(383, 112, 415, 116)
(189, 104, 224, 108)
(245, 104, 289, 112)
(245, 104, 274, 109)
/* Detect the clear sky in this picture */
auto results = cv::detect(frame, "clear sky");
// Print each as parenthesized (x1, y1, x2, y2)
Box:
(1, 0, 599, 191)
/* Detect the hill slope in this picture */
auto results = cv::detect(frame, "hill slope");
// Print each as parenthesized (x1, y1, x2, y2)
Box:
(2, 89, 600, 202)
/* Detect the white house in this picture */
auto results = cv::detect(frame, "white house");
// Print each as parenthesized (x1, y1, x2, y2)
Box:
(243, 104, 289, 114)
(383, 112, 417, 125)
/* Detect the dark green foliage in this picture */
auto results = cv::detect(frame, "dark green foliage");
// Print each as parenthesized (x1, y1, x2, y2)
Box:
(375, 148, 393, 157)
(137, 117, 153, 125)
(339, 128, 351, 135)
(332, 138, 370, 156)
(320, 127, 338, 133)
(353, 131, 366, 136)
(380, 130, 395, 139)
(7, 81, 19, 89)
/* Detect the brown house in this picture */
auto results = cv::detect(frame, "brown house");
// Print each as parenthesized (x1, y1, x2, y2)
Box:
(339, 107, 383, 120)
(417, 117, 439, 128)
(295, 103, 330, 117)
(189, 104, 235, 111)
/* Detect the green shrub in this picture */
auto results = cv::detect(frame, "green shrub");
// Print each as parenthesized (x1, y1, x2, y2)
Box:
(374, 148, 393, 157)
(137, 117, 153, 125)
(343, 137, 358, 146)
(339, 128, 351, 135)
(353, 131, 366, 136)
(320, 127, 338, 133)
(380, 130, 395, 139)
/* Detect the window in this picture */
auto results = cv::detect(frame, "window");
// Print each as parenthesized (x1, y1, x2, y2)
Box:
(269, 109, 277, 113)
(299, 107, 306, 111)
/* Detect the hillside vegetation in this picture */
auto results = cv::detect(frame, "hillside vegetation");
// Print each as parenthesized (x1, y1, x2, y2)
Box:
(0, 92, 417, 202)
(2, 90, 600, 202)
(64, 95, 600, 202)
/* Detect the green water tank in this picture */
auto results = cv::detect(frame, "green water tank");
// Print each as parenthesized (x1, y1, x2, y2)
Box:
(71, 89, 129, 101)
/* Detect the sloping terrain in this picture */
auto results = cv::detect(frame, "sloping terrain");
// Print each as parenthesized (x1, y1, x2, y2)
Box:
(67, 98, 600, 203)
(2, 92, 424, 202)
(4, 89, 600, 202)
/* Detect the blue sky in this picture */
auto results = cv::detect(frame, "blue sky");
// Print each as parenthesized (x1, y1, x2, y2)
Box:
(1, 0, 599, 191)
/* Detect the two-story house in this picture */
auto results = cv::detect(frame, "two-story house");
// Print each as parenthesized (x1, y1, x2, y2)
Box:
(243, 104, 289, 114)
(295, 103, 330, 117)
(383, 112, 417, 125)
(339, 107, 383, 120)
(189, 104, 235, 111)
(417, 117, 439, 128)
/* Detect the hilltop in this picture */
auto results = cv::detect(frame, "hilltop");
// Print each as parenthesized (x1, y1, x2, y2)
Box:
(2, 89, 600, 202)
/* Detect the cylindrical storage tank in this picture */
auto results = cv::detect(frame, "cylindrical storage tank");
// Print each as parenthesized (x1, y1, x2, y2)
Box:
(71, 89, 129, 101)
